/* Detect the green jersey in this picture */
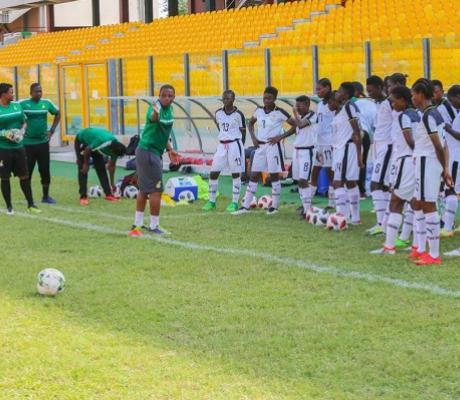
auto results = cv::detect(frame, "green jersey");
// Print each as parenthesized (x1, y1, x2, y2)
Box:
(76, 127, 118, 160)
(0, 102, 26, 150)
(138, 102, 174, 157)
(20, 98, 59, 145)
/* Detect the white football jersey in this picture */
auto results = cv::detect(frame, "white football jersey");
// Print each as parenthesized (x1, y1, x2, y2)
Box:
(390, 109, 403, 144)
(437, 99, 460, 155)
(315, 100, 334, 145)
(355, 98, 377, 134)
(215, 107, 246, 141)
(395, 108, 419, 158)
(448, 112, 460, 161)
(332, 101, 360, 149)
(293, 110, 317, 148)
(413, 106, 445, 158)
(373, 98, 393, 143)
(253, 106, 290, 141)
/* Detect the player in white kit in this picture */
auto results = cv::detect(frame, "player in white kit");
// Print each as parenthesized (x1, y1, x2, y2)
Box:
(233, 86, 296, 215)
(330, 83, 363, 225)
(202, 90, 246, 213)
(409, 79, 452, 265)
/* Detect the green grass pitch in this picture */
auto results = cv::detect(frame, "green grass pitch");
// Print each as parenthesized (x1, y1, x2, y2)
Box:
(0, 162, 459, 399)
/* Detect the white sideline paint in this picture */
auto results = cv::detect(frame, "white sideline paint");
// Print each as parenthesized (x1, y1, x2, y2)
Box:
(4, 210, 460, 299)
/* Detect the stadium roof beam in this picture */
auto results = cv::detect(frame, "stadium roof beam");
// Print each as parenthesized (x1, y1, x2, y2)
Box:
(0, 0, 76, 11)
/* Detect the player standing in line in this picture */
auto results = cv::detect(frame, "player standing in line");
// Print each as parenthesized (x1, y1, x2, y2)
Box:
(371, 86, 419, 254)
(20, 83, 60, 204)
(409, 79, 452, 265)
(129, 85, 180, 236)
(0, 83, 41, 215)
(202, 90, 246, 213)
(432, 80, 446, 106)
(233, 86, 296, 215)
(311, 78, 335, 209)
(330, 83, 363, 224)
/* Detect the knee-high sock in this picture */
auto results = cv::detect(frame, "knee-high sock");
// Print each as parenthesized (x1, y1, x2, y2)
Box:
(347, 186, 360, 223)
(208, 179, 218, 203)
(385, 213, 403, 248)
(414, 210, 427, 253)
(425, 211, 441, 258)
(232, 177, 241, 203)
(328, 186, 335, 208)
(1, 179, 12, 209)
(443, 194, 458, 232)
(20, 179, 34, 207)
(243, 181, 258, 209)
(381, 202, 391, 233)
(335, 187, 348, 217)
(371, 190, 386, 225)
(299, 187, 312, 214)
(400, 205, 414, 241)
(271, 180, 281, 209)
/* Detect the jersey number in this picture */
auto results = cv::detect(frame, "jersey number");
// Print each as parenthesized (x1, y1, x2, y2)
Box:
(234, 157, 242, 166)
(222, 122, 230, 132)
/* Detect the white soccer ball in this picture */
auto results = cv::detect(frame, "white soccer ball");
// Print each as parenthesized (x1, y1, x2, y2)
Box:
(178, 190, 195, 203)
(257, 195, 272, 209)
(313, 209, 330, 226)
(326, 213, 348, 231)
(37, 268, 65, 296)
(305, 207, 321, 223)
(123, 185, 139, 199)
(89, 185, 103, 198)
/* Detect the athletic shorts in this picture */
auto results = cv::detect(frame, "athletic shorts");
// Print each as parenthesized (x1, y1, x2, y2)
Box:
(135, 147, 163, 193)
(313, 144, 333, 168)
(414, 156, 443, 202)
(393, 156, 415, 202)
(332, 142, 359, 182)
(292, 146, 314, 181)
(448, 158, 460, 194)
(251, 142, 284, 174)
(388, 152, 398, 188)
(0, 147, 28, 179)
(211, 140, 244, 174)
(371, 141, 393, 186)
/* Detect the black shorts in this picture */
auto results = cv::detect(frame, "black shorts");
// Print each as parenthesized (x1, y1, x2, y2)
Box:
(0, 147, 28, 179)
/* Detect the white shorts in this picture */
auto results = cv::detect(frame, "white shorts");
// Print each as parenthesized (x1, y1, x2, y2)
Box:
(448, 159, 460, 194)
(251, 143, 284, 174)
(393, 156, 415, 201)
(414, 156, 443, 202)
(292, 146, 314, 181)
(314, 144, 333, 167)
(211, 140, 244, 173)
(333, 143, 359, 182)
(388, 152, 398, 188)
(371, 142, 393, 186)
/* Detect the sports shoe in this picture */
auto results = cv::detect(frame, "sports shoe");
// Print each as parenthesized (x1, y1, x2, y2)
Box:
(408, 249, 425, 260)
(366, 224, 384, 236)
(226, 202, 238, 212)
(202, 201, 216, 211)
(415, 253, 442, 266)
(142, 225, 168, 235)
(27, 205, 42, 214)
(105, 195, 120, 202)
(444, 247, 460, 257)
(266, 207, 278, 215)
(395, 238, 411, 249)
(232, 207, 249, 215)
(370, 245, 396, 255)
(440, 228, 454, 238)
(128, 226, 143, 237)
(79, 197, 89, 206)
(6, 207, 14, 216)
(41, 196, 56, 204)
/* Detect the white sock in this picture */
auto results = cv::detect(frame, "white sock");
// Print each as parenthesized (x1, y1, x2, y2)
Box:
(400, 205, 414, 241)
(328, 186, 335, 207)
(150, 215, 159, 229)
(243, 181, 258, 209)
(347, 186, 360, 223)
(371, 190, 386, 225)
(335, 187, 348, 217)
(385, 212, 402, 248)
(299, 187, 312, 214)
(208, 179, 218, 203)
(134, 211, 144, 227)
(381, 202, 391, 233)
(414, 210, 426, 253)
(426, 211, 440, 258)
(271, 180, 281, 209)
(232, 177, 241, 203)
(443, 194, 458, 232)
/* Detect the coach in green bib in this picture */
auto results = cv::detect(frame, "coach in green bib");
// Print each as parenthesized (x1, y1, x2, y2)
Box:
(20, 83, 60, 204)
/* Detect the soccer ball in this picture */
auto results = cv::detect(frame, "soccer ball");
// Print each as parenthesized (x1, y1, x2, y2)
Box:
(178, 190, 195, 202)
(257, 195, 272, 209)
(89, 185, 103, 198)
(305, 207, 321, 223)
(312, 209, 330, 226)
(326, 213, 348, 231)
(37, 268, 65, 296)
(123, 185, 139, 199)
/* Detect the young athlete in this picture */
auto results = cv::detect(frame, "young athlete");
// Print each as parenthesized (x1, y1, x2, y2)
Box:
(233, 86, 296, 215)
(371, 86, 418, 254)
(75, 127, 126, 205)
(311, 78, 335, 208)
(129, 84, 180, 236)
(409, 78, 452, 265)
(431, 80, 445, 106)
(20, 83, 60, 204)
(331, 83, 363, 224)
(202, 90, 246, 212)
(0, 83, 42, 215)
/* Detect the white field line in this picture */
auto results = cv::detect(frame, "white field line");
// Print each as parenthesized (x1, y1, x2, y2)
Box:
(4, 210, 460, 299)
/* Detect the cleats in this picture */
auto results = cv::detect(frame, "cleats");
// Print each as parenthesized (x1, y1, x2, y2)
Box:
(415, 253, 442, 266)
(105, 194, 120, 202)
(79, 197, 89, 206)
(41, 196, 56, 204)
(226, 202, 238, 212)
(202, 201, 216, 211)
(128, 225, 143, 237)
(369, 245, 396, 255)
(232, 207, 249, 215)
(27, 205, 42, 214)
(440, 229, 454, 238)
(143, 225, 168, 235)
(366, 224, 384, 236)
(408, 249, 425, 260)
(444, 247, 460, 257)
(395, 238, 411, 249)
(266, 207, 278, 215)
(6, 207, 14, 215)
